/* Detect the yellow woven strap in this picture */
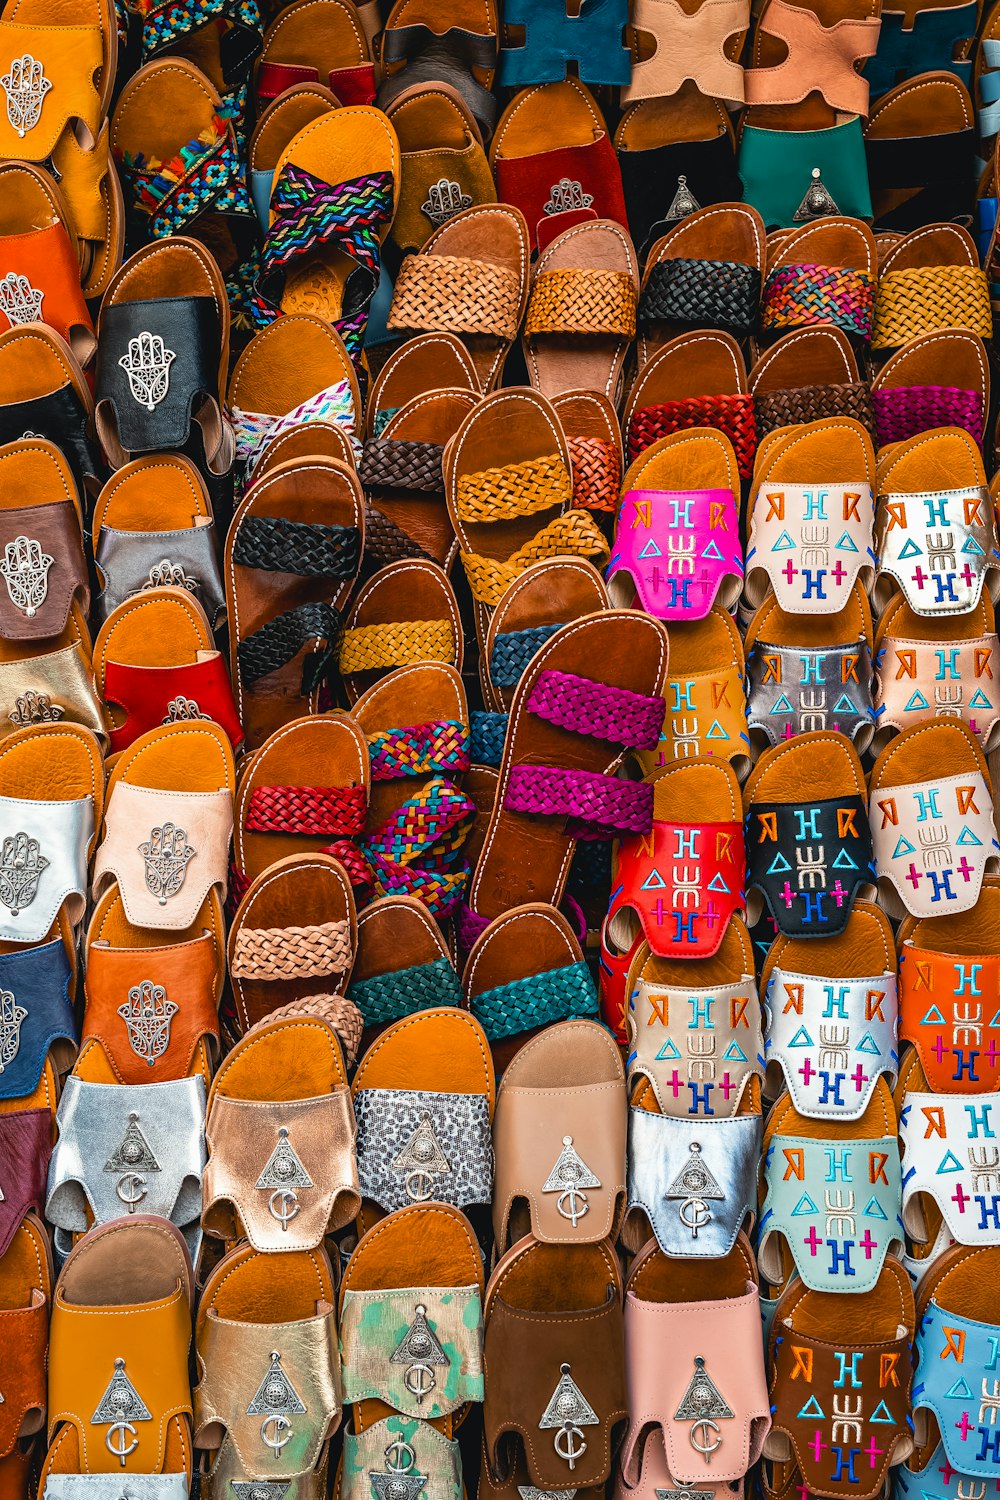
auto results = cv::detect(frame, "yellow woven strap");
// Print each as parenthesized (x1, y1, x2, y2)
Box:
(525, 269, 638, 337)
(871, 265, 992, 349)
(461, 511, 611, 607)
(455, 452, 573, 525)
(339, 619, 454, 673)
(387, 254, 521, 339)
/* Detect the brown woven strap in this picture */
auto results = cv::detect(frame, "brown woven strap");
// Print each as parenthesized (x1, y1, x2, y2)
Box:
(455, 452, 573, 524)
(245, 993, 364, 1065)
(339, 619, 454, 673)
(753, 380, 875, 439)
(230, 919, 354, 980)
(387, 254, 521, 339)
(364, 502, 434, 566)
(525, 269, 638, 337)
(359, 438, 444, 494)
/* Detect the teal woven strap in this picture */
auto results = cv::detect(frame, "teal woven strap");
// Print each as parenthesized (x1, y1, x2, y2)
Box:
(349, 955, 463, 1027)
(471, 960, 598, 1041)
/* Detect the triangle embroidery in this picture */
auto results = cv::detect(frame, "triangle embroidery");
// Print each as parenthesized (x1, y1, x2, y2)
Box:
(798, 1396, 825, 1419)
(768, 851, 792, 875)
(256, 1127, 313, 1191)
(641, 869, 668, 891)
(791, 1193, 819, 1217)
(638, 539, 661, 559)
(788, 1027, 813, 1048)
(770, 695, 795, 715)
(92, 1359, 152, 1425)
(856, 1033, 882, 1057)
(835, 532, 859, 553)
(904, 692, 930, 713)
(898, 537, 923, 560)
(832, 848, 858, 870)
(962, 536, 986, 556)
(655, 1039, 683, 1061)
(957, 827, 984, 847)
(674, 1357, 734, 1421)
(541, 1136, 601, 1195)
(945, 1377, 974, 1399)
(920, 1005, 946, 1026)
(707, 873, 730, 894)
(863, 1196, 888, 1220)
(869, 1400, 895, 1425)
(702, 540, 724, 561)
(937, 1151, 964, 1174)
(833, 693, 858, 714)
(539, 1365, 599, 1431)
(971, 690, 993, 710)
(104, 1112, 160, 1174)
(722, 1042, 748, 1063)
(772, 531, 796, 552)
(892, 836, 917, 858)
(706, 720, 729, 740)
(246, 1352, 307, 1416)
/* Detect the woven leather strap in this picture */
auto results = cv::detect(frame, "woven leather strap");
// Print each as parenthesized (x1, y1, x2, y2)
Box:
(761, 263, 875, 340)
(247, 993, 363, 1064)
(471, 959, 598, 1040)
(245, 782, 367, 836)
(506, 764, 654, 838)
(230, 918, 353, 979)
(490, 625, 562, 689)
(525, 269, 637, 337)
(455, 453, 573, 523)
(471, 709, 507, 765)
(388, 254, 521, 338)
(872, 265, 992, 349)
(461, 511, 610, 606)
(872, 384, 983, 449)
(358, 776, 476, 918)
(639, 258, 761, 336)
(349, 955, 464, 1026)
(237, 601, 342, 689)
(368, 719, 472, 781)
(363, 503, 434, 566)
(339, 619, 454, 673)
(359, 438, 445, 494)
(527, 667, 665, 748)
(233, 514, 362, 578)
(754, 381, 875, 439)
(627, 393, 757, 476)
(568, 436, 621, 512)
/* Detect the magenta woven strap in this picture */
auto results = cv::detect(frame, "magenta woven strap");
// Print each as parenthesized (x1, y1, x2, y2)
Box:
(456, 891, 587, 951)
(505, 764, 654, 839)
(872, 384, 983, 449)
(525, 670, 665, 750)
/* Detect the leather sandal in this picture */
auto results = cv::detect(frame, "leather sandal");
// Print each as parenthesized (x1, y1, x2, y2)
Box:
(134, 0, 262, 150)
(351, 1006, 495, 1234)
(614, 99, 744, 258)
(744, 729, 875, 938)
(248, 83, 339, 231)
(203, 1011, 358, 1251)
(0, 323, 101, 506)
(347, 893, 462, 1033)
(623, 0, 749, 107)
(871, 224, 992, 352)
(623, 329, 757, 477)
(386, 203, 530, 392)
(870, 718, 999, 919)
(227, 852, 356, 1034)
(865, 72, 977, 231)
(224, 454, 364, 751)
(638, 203, 765, 364)
(749, 325, 875, 441)
(868, 0, 977, 103)
(383, 81, 496, 261)
(608, 428, 743, 623)
(94, 586, 243, 753)
(194, 1240, 340, 1498)
(0, 1052, 57, 1262)
(0, 162, 95, 368)
(764, 1259, 915, 1499)
(366, 329, 480, 438)
(634, 604, 749, 779)
(338, 558, 462, 701)
(614, 1232, 769, 1500)
(41, 1216, 194, 1483)
(0, 1215, 50, 1494)
(92, 453, 225, 628)
(495, 0, 629, 90)
(554, 389, 622, 516)
(870, 326, 989, 452)
(0, 438, 90, 649)
(255, 0, 376, 114)
(377, 0, 498, 144)
(482, 1234, 626, 1492)
(760, 216, 878, 346)
(745, 579, 875, 754)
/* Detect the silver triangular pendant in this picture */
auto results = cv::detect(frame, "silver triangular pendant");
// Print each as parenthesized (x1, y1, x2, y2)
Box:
(392, 1113, 451, 1176)
(369, 1435, 429, 1500)
(664, 175, 701, 223)
(103, 1111, 160, 1175)
(256, 1127, 313, 1191)
(92, 1358, 153, 1425)
(542, 1136, 601, 1194)
(520, 1490, 577, 1500)
(231, 1484, 291, 1500)
(539, 1364, 599, 1472)
(391, 1304, 449, 1369)
(792, 167, 840, 222)
(674, 1356, 734, 1421)
(665, 1142, 724, 1202)
(246, 1351, 307, 1417)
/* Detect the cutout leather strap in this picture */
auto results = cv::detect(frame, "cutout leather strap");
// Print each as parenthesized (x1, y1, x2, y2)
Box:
(913, 1299, 1000, 1478)
(0, 501, 87, 642)
(623, 0, 748, 103)
(899, 942, 1000, 1093)
(864, 1, 976, 99)
(763, 965, 897, 1118)
(865, 131, 976, 232)
(237, 601, 344, 693)
(901, 1090, 1000, 1249)
(0, 385, 100, 500)
(608, 487, 743, 620)
(872, 385, 983, 450)
(0, 1107, 50, 1255)
(743, 0, 879, 114)
(746, 794, 874, 937)
(870, 772, 999, 917)
(748, 639, 874, 747)
(497, 0, 630, 86)
(615, 818, 745, 958)
(627, 974, 762, 1116)
(874, 633, 1000, 749)
(96, 298, 220, 453)
(359, 437, 445, 494)
(620, 135, 744, 257)
(340, 1286, 483, 1416)
(104, 654, 244, 753)
(0, 1288, 46, 1459)
(82, 931, 220, 1083)
(770, 1324, 911, 1500)
(0, 937, 75, 1100)
(755, 381, 875, 440)
(639, 259, 761, 338)
(627, 394, 757, 477)
(626, 1106, 760, 1258)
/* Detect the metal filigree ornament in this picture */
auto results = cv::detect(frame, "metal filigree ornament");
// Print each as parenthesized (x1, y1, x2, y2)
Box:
(655, 1490, 714, 1500)
(369, 1436, 428, 1500)
(421, 179, 472, 226)
(390, 1304, 449, 1405)
(0, 534, 53, 617)
(664, 175, 701, 223)
(138, 823, 195, 906)
(539, 1363, 599, 1471)
(142, 560, 198, 593)
(392, 1111, 451, 1202)
(91, 1358, 152, 1466)
(118, 332, 176, 412)
(103, 1109, 160, 1211)
(0, 831, 47, 917)
(793, 167, 840, 222)
(0, 272, 43, 325)
(520, 1490, 578, 1500)
(541, 1135, 601, 1227)
(247, 1350, 306, 1455)
(117, 980, 178, 1067)
(162, 696, 208, 725)
(674, 1356, 734, 1461)
(0, 986, 26, 1072)
(1, 54, 51, 136)
(8, 690, 63, 727)
(231, 1485, 291, 1500)
(257, 1126, 313, 1231)
(665, 1141, 725, 1240)
(543, 179, 594, 216)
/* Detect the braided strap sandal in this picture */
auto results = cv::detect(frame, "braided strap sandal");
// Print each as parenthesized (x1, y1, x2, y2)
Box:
(225, 454, 364, 750)
(638, 204, 765, 363)
(137, 0, 262, 141)
(871, 224, 992, 352)
(464, 610, 666, 934)
(339, 559, 462, 702)
(761, 217, 877, 344)
(348, 893, 462, 1030)
(871, 328, 989, 451)
(554, 390, 622, 515)
(749, 324, 875, 441)
(624, 330, 757, 476)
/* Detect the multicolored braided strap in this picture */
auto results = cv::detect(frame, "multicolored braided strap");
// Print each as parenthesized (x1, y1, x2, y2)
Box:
(367, 720, 472, 781)
(348, 955, 464, 1028)
(470, 959, 599, 1041)
(229, 380, 358, 480)
(251, 163, 395, 366)
(872, 384, 983, 449)
(357, 777, 477, 918)
(761, 263, 875, 341)
(627, 394, 757, 477)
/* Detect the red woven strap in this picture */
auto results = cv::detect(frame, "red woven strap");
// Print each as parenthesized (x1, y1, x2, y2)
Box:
(627, 393, 757, 477)
(245, 784, 367, 836)
(322, 838, 373, 890)
(568, 435, 621, 513)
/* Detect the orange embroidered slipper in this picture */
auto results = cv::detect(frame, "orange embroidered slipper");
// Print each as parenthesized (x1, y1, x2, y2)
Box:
(0, 162, 94, 368)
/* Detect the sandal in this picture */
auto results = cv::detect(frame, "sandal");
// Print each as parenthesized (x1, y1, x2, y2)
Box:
(614, 100, 744, 257)
(0, 1216, 50, 1491)
(203, 1010, 358, 1250)
(749, 325, 875, 440)
(638, 203, 765, 362)
(248, 83, 339, 230)
(760, 216, 877, 345)
(338, 558, 462, 701)
(377, 0, 498, 144)
(0, 162, 95, 368)
(624, 330, 757, 476)
(347, 893, 463, 1031)
(867, 0, 978, 101)
(256, 0, 375, 112)
(623, 0, 749, 105)
(464, 902, 600, 1054)
(865, 72, 977, 231)
(0, 437, 90, 646)
(0, 927, 76, 1103)
(555, 389, 623, 515)
(638, 605, 750, 778)
(384, 81, 496, 260)
(871, 327, 989, 451)
(0, 324, 102, 506)
(871, 224, 992, 352)
(496, 0, 629, 88)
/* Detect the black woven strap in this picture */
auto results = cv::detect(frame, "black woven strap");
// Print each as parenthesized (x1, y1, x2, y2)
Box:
(358, 438, 445, 494)
(232, 515, 361, 579)
(639, 259, 761, 337)
(363, 503, 434, 566)
(237, 601, 343, 691)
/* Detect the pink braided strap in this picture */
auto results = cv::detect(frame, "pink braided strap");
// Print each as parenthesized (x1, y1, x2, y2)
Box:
(505, 764, 654, 839)
(872, 384, 983, 449)
(526, 670, 665, 750)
